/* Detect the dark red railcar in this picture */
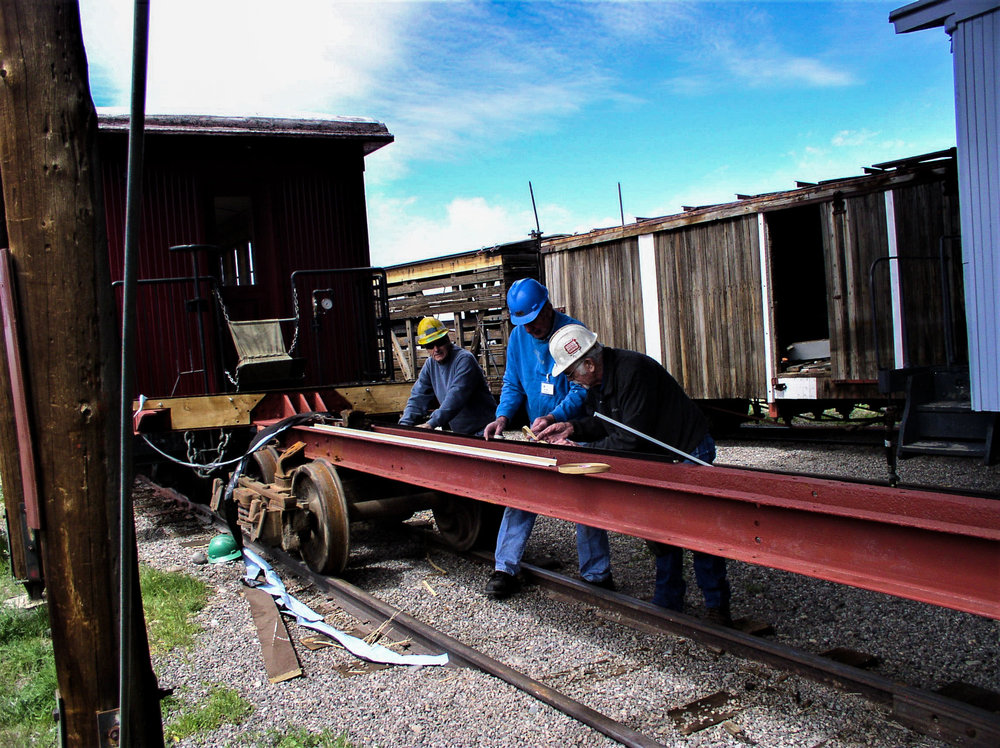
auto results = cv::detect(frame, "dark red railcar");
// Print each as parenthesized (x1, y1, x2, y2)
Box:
(99, 114, 393, 397)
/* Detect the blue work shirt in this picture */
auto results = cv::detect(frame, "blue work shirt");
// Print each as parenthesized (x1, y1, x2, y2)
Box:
(495, 309, 587, 423)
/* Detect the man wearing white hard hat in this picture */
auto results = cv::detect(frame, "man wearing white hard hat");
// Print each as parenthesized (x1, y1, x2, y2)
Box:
(538, 323, 732, 625)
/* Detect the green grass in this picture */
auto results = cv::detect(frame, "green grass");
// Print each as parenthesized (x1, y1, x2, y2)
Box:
(253, 726, 353, 747)
(0, 529, 58, 747)
(139, 564, 209, 654)
(162, 684, 252, 742)
(0, 521, 348, 748)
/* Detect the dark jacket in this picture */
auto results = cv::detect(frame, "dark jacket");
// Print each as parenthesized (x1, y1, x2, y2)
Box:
(399, 347, 496, 435)
(569, 347, 709, 458)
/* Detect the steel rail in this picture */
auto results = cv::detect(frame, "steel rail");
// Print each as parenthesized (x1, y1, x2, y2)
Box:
(272, 422, 1000, 619)
(178, 487, 997, 748)
(236, 531, 666, 748)
(441, 542, 1000, 748)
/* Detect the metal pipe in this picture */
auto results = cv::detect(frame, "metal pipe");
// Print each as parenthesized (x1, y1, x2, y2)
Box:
(347, 492, 441, 521)
(594, 412, 711, 466)
(118, 1, 150, 744)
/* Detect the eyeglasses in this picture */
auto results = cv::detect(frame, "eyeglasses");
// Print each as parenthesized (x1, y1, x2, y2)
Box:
(567, 358, 587, 379)
(422, 340, 449, 350)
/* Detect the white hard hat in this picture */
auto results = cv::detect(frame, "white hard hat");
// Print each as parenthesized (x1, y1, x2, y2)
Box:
(549, 324, 598, 376)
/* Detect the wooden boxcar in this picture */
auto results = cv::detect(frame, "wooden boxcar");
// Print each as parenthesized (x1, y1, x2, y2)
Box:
(542, 150, 965, 427)
(99, 114, 394, 397)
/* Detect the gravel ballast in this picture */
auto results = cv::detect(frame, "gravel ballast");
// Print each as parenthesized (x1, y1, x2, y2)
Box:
(136, 436, 1000, 747)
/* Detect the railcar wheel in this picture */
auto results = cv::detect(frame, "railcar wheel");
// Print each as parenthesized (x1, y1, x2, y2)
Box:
(244, 445, 280, 483)
(291, 459, 350, 574)
(432, 495, 504, 551)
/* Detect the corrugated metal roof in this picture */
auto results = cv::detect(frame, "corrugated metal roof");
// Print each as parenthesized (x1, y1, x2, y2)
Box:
(890, 0, 1000, 33)
(97, 112, 394, 155)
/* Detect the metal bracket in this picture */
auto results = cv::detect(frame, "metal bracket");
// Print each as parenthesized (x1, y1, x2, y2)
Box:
(97, 708, 120, 747)
(18, 503, 43, 596)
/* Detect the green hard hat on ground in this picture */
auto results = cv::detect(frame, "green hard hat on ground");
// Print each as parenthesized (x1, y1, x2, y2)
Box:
(207, 533, 242, 564)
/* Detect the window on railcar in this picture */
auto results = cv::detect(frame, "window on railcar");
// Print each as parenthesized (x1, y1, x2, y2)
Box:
(213, 195, 257, 287)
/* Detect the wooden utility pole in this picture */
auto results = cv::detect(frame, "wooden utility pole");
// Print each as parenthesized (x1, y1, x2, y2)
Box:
(0, 2, 162, 745)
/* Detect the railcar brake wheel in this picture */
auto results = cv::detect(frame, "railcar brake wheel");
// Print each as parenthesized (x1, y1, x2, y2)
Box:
(245, 445, 280, 483)
(291, 459, 350, 574)
(432, 495, 504, 551)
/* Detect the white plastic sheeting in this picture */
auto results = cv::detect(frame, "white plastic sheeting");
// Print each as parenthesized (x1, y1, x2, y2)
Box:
(241, 547, 449, 667)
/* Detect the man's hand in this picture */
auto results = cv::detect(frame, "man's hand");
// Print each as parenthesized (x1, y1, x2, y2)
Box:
(530, 413, 555, 434)
(483, 415, 509, 440)
(537, 421, 573, 443)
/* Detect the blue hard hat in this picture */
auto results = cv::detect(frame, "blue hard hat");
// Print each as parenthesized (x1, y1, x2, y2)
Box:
(507, 278, 548, 325)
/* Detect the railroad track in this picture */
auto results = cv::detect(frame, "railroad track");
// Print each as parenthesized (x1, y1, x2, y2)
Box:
(177, 494, 999, 748)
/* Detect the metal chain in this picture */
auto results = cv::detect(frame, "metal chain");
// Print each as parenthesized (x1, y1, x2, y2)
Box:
(212, 288, 240, 388)
(288, 283, 300, 355)
(183, 428, 233, 478)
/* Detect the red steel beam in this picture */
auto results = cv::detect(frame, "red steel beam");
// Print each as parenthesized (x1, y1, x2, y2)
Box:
(269, 421, 999, 619)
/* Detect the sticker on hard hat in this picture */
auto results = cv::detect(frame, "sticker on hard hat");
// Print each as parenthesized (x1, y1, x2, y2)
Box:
(563, 339, 582, 355)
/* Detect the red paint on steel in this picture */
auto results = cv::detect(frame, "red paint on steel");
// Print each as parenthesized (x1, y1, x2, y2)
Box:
(0, 249, 41, 529)
(261, 420, 1000, 619)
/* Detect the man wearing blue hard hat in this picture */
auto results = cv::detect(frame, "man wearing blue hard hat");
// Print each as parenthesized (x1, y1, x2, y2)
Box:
(482, 277, 613, 599)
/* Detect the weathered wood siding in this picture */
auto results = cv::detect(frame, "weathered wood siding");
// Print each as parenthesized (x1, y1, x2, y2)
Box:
(656, 215, 765, 399)
(821, 176, 963, 383)
(544, 237, 644, 350)
(386, 243, 539, 391)
(892, 175, 965, 368)
(822, 193, 893, 381)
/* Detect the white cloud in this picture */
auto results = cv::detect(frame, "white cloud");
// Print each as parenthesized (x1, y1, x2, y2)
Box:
(368, 194, 539, 267)
(831, 129, 879, 147)
(80, 0, 412, 116)
(664, 5, 855, 94)
(743, 54, 853, 88)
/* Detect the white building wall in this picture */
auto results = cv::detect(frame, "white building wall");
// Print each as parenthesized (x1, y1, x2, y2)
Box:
(953, 8, 1000, 411)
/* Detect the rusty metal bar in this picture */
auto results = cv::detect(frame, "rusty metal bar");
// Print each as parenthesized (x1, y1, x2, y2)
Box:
(277, 422, 1000, 619)
(0, 249, 41, 530)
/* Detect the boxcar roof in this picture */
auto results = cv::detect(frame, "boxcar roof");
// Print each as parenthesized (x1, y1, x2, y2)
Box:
(97, 112, 394, 155)
(543, 149, 955, 252)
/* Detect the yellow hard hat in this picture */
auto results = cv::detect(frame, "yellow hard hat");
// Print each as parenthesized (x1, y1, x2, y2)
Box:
(416, 317, 449, 346)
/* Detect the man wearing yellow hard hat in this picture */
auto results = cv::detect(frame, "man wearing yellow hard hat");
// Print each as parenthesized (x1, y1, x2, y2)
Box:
(398, 316, 496, 436)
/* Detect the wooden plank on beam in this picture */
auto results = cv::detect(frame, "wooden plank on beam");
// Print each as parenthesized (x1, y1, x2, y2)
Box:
(311, 423, 558, 467)
(332, 383, 414, 414)
(132, 394, 266, 430)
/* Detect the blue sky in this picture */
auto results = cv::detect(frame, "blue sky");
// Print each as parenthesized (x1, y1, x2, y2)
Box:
(79, 1, 957, 266)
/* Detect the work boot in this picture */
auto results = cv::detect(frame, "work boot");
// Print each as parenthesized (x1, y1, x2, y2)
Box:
(704, 606, 733, 627)
(485, 570, 520, 599)
(585, 575, 616, 592)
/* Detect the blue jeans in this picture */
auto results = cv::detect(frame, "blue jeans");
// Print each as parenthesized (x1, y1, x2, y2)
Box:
(648, 434, 731, 611)
(494, 507, 611, 583)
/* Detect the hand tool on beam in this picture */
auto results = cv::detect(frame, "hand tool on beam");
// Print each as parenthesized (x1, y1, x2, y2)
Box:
(594, 412, 712, 466)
